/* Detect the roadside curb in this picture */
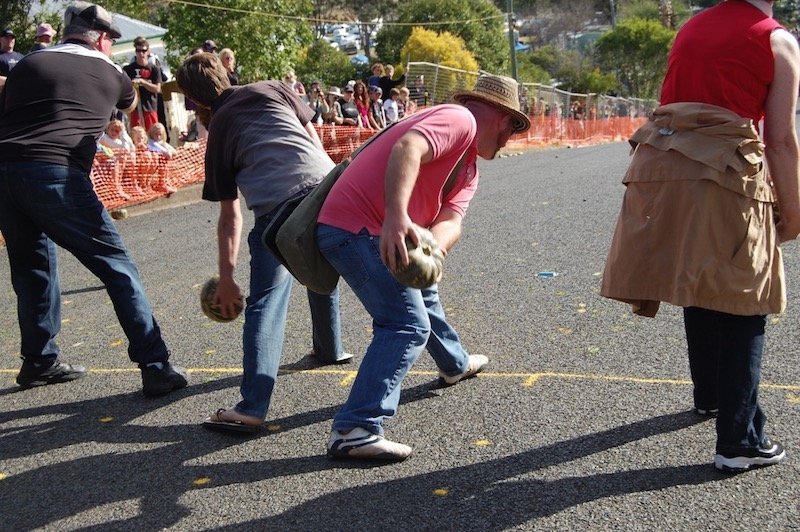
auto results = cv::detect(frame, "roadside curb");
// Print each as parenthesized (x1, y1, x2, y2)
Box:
(110, 183, 205, 219)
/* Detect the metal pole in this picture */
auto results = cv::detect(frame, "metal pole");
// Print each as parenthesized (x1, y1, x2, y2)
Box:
(609, 0, 617, 27)
(507, 0, 518, 80)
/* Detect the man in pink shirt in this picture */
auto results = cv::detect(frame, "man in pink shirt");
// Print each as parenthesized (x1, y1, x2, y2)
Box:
(317, 74, 531, 461)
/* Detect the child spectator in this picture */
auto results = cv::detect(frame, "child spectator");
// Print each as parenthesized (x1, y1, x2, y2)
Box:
(398, 86, 417, 118)
(99, 119, 135, 153)
(147, 122, 176, 157)
(383, 87, 400, 124)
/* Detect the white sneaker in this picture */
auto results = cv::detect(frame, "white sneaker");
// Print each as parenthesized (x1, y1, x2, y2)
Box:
(438, 354, 488, 386)
(327, 427, 412, 461)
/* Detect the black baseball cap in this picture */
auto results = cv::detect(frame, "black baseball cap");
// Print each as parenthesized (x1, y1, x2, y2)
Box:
(64, 1, 122, 39)
(1, 28, 15, 38)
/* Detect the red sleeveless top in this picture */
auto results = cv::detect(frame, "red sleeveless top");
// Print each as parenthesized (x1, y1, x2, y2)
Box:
(660, 0, 783, 123)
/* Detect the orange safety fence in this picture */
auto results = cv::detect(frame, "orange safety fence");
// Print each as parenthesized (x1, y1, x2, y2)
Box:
(0, 117, 646, 247)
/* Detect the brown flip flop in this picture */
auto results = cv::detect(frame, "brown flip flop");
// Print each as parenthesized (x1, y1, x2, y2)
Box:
(202, 408, 262, 434)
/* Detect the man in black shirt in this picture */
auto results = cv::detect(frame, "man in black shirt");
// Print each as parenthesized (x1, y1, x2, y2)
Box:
(0, 1, 188, 396)
(123, 36, 162, 131)
(0, 28, 24, 79)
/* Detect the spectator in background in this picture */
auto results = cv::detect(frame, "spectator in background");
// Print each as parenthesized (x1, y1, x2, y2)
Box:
(130, 125, 156, 194)
(0, 1, 188, 395)
(147, 122, 176, 158)
(368, 85, 386, 129)
(99, 118, 135, 153)
(339, 81, 360, 127)
(146, 122, 176, 194)
(398, 86, 417, 118)
(409, 75, 428, 107)
(307, 80, 327, 125)
(383, 87, 400, 124)
(202, 39, 217, 53)
(353, 79, 371, 129)
(367, 62, 384, 88)
(284, 69, 306, 99)
(0, 29, 24, 77)
(29, 23, 57, 52)
(378, 64, 405, 98)
(219, 48, 238, 85)
(123, 36, 162, 131)
(323, 86, 344, 125)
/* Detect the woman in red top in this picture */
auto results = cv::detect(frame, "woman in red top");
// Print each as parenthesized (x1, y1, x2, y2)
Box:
(602, 0, 800, 472)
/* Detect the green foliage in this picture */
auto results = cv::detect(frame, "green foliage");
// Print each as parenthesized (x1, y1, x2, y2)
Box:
(375, 0, 508, 73)
(101, 0, 159, 24)
(295, 39, 357, 90)
(595, 17, 674, 98)
(517, 60, 551, 85)
(1, 0, 63, 53)
(157, 0, 315, 84)
(774, 0, 800, 30)
(399, 27, 480, 94)
(522, 44, 619, 94)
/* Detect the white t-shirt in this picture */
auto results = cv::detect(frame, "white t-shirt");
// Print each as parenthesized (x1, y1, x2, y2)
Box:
(383, 98, 399, 123)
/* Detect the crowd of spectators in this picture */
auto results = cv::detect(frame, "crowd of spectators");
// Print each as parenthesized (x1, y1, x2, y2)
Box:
(278, 62, 428, 133)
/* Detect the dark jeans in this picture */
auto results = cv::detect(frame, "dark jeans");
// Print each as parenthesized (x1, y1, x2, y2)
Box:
(0, 161, 169, 365)
(683, 306, 767, 453)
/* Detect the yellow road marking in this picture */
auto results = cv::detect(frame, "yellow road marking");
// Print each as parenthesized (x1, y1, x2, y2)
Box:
(1, 367, 798, 391)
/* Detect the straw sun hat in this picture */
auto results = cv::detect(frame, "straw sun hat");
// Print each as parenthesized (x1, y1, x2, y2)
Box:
(453, 74, 531, 133)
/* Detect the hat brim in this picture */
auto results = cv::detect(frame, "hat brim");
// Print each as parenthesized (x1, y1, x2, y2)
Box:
(453, 92, 531, 133)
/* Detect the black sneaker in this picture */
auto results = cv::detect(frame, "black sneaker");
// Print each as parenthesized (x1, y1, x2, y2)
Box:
(16, 359, 87, 389)
(140, 362, 188, 397)
(714, 439, 786, 472)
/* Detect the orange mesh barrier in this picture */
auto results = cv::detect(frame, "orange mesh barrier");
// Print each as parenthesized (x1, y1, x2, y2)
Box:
(0, 117, 646, 247)
(508, 115, 648, 149)
(90, 139, 208, 210)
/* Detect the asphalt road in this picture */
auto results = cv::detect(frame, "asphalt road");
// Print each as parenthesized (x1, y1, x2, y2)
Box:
(1, 141, 799, 531)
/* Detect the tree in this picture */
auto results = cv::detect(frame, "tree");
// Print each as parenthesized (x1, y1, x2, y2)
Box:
(774, 0, 800, 31)
(521, 44, 618, 93)
(375, 0, 508, 73)
(1, 0, 62, 52)
(400, 26, 479, 72)
(295, 39, 357, 89)
(156, 0, 315, 84)
(399, 27, 480, 98)
(102, 0, 159, 24)
(595, 17, 674, 98)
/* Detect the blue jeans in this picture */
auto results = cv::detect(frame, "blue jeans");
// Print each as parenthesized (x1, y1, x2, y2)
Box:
(235, 214, 344, 419)
(683, 306, 768, 453)
(0, 161, 169, 366)
(317, 224, 470, 435)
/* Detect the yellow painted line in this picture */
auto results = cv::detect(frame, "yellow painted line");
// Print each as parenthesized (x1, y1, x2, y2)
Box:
(1, 367, 798, 391)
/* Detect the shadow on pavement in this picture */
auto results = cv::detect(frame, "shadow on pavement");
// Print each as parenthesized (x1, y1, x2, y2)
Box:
(1, 380, 724, 531)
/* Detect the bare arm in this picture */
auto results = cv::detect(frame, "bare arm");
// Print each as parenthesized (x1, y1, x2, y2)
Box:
(135, 77, 161, 95)
(380, 130, 433, 271)
(304, 120, 325, 151)
(215, 198, 245, 318)
(429, 207, 463, 256)
(304, 121, 334, 165)
(765, 28, 800, 242)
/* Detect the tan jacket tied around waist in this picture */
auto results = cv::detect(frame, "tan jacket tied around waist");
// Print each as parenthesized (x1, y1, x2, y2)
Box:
(601, 102, 784, 318)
